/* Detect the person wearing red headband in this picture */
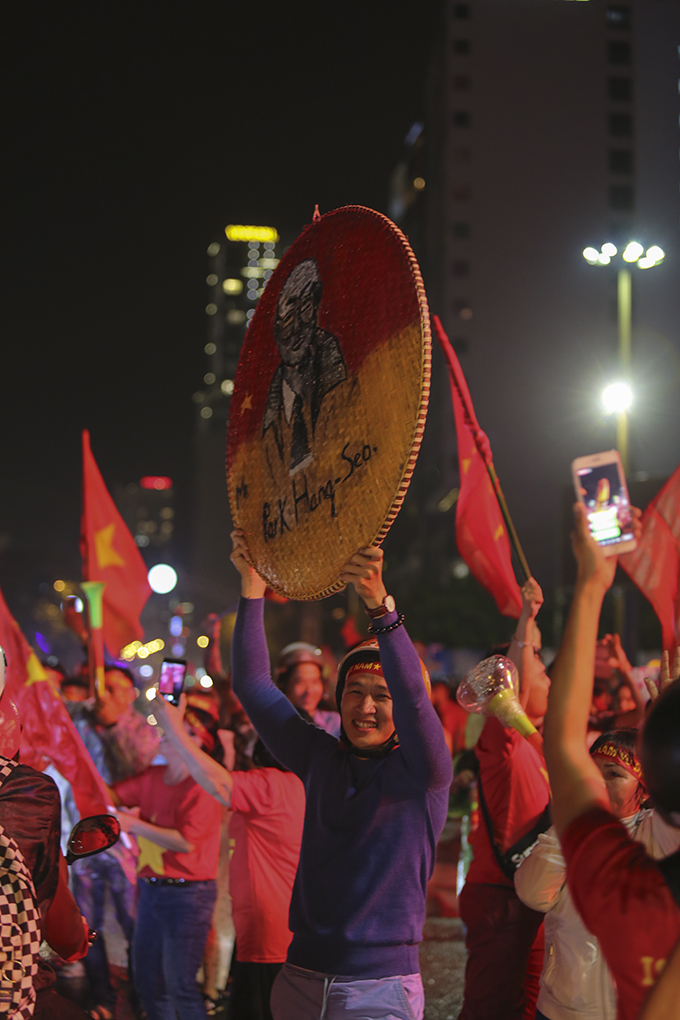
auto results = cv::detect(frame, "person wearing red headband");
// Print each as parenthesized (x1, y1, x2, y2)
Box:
(229, 532, 452, 1020)
(543, 502, 680, 1020)
(516, 727, 680, 1020)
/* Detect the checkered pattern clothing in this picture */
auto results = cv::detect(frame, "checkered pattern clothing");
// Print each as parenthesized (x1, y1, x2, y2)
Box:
(0, 760, 41, 1018)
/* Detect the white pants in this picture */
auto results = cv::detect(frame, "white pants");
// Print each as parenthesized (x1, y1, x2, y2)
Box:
(270, 962, 424, 1020)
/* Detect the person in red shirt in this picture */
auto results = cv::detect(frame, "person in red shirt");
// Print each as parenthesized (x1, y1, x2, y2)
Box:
(458, 577, 551, 1020)
(112, 703, 222, 1020)
(544, 503, 680, 1020)
(153, 696, 306, 1020)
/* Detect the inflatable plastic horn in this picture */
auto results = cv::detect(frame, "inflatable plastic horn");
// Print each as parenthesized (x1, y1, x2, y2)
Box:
(457, 655, 544, 758)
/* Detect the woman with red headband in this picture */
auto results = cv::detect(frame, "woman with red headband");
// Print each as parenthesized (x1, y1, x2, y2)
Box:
(515, 728, 680, 1020)
(229, 531, 452, 1020)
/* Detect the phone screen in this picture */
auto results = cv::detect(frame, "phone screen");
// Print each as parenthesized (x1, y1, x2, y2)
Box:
(575, 462, 634, 547)
(158, 659, 187, 705)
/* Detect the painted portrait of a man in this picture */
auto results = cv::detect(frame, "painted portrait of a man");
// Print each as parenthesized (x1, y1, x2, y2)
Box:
(262, 258, 347, 476)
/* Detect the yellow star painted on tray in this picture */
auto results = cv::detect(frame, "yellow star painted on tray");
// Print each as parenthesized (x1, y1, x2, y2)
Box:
(136, 836, 165, 876)
(240, 394, 253, 413)
(94, 523, 125, 569)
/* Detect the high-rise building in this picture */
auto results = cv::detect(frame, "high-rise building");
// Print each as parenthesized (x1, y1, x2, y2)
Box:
(191, 225, 281, 616)
(390, 0, 680, 593)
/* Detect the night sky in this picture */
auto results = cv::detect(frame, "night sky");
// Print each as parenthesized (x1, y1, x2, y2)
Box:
(4, 1, 441, 511)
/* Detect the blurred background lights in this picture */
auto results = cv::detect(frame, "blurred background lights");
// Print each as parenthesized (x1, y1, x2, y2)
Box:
(623, 241, 644, 263)
(413, 177, 425, 190)
(646, 245, 664, 262)
(206, 274, 218, 286)
(223, 278, 243, 295)
(204, 342, 217, 355)
(145, 686, 157, 700)
(200, 674, 214, 688)
(139, 664, 153, 677)
(601, 243, 617, 257)
(602, 382, 633, 415)
(170, 615, 183, 637)
(196, 635, 209, 648)
(597, 253, 611, 265)
(221, 379, 234, 395)
(583, 247, 599, 262)
(53, 580, 66, 592)
(147, 564, 177, 594)
(200, 407, 213, 419)
(206, 242, 220, 257)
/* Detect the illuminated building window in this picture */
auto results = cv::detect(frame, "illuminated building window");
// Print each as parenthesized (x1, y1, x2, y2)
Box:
(453, 38, 470, 55)
(609, 149, 633, 174)
(608, 41, 631, 65)
(608, 112, 632, 137)
(452, 221, 470, 239)
(609, 185, 634, 210)
(453, 110, 471, 128)
(453, 3, 470, 19)
(608, 77, 632, 102)
(606, 7, 631, 31)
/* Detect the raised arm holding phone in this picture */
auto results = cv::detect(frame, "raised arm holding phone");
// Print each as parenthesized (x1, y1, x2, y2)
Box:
(543, 502, 680, 1020)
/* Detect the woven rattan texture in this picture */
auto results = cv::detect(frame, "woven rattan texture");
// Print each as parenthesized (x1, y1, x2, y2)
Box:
(226, 205, 430, 600)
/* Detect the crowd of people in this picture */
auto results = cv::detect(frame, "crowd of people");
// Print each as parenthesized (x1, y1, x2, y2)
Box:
(1, 502, 680, 1020)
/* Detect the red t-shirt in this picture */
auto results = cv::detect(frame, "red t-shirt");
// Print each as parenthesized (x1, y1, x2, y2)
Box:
(229, 768, 305, 963)
(467, 716, 550, 887)
(562, 806, 680, 1020)
(115, 767, 221, 881)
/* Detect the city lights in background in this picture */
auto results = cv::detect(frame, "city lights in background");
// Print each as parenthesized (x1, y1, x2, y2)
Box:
(200, 674, 214, 688)
(225, 224, 279, 243)
(140, 476, 173, 490)
(602, 382, 633, 415)
(121, 638, 165, 661)
(147, 564, 178, 594)
(582, 242, 665, 268)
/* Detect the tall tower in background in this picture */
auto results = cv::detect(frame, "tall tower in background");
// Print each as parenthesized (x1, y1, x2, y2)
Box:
(191, 224, 281, 617)
(390, 0, 680, 597)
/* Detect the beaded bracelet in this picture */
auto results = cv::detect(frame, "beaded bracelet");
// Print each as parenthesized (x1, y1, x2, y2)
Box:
(367, 614, 405, 635)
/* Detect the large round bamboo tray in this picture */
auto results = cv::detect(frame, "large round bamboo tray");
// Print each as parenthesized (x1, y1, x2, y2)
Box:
(226, 205, 430, 600)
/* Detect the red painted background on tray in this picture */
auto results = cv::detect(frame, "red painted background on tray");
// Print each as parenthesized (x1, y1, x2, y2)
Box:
(226, 206, 422, 470)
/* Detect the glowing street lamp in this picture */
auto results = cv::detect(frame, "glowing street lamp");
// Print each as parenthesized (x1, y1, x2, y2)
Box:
(582, 240, 665, 470)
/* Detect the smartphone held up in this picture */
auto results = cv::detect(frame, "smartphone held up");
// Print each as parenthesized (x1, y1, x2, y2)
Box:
(158, 658, 187, 706)
(571, 450, 637, 556)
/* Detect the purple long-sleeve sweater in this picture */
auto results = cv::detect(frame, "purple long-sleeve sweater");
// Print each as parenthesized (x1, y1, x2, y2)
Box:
(232, 597, 452, 978)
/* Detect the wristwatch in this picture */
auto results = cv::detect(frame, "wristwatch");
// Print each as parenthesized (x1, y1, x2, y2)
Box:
(365, 594, 396, 619)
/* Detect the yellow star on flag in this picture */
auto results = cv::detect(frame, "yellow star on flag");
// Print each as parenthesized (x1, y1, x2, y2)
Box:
(240, 394, 253, 413)
(461, 457, 471, 475)
(94, 523, 125, 569)
(136, 836, 166, 876)
(493, 524, 504, 542)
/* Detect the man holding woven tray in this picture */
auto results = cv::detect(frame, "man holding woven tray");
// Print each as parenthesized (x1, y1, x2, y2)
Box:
(230, 530, 452, 1020)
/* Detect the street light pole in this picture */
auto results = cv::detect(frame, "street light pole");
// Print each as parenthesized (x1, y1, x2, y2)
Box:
(617, 267, 632, 471)
(582, 241, 665, 473)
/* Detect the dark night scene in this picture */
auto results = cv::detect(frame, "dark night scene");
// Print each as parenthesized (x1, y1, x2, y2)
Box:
(2, 2, 680, 1019)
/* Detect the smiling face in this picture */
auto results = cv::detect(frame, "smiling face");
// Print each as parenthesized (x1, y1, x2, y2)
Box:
(285, 662, 324, 716)
(595, 757, 642, 818)
(340, 672, 395, 750)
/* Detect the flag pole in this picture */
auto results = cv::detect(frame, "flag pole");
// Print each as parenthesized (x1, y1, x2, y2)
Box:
(81, 581, 106, 699)
(484, 463, 531, 582)
(432, 315, 532, 583)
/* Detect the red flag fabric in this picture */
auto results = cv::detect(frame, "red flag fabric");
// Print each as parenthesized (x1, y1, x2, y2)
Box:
(81, 430, 152, 657)
(0, 584, 110, 817)
(620, 464, 680, 653)
(433, 316, 523, 618)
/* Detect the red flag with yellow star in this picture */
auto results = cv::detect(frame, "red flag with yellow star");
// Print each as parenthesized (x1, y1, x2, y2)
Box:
(433, 317, 522, 618)
(0, 583, 110, 816)
(81, 430, 151, 656)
